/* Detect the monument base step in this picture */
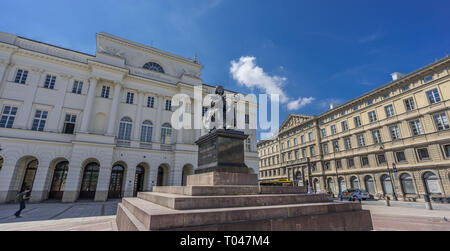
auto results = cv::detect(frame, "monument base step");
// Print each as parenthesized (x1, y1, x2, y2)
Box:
(152, 185, 307, 196)
(116, 197, 373, 231)
(187, 172, 258, 186)
(137, 192, 332, 210)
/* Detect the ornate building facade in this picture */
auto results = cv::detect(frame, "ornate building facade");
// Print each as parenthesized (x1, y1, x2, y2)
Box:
(0, 31, 258, 203)
(258, 56, 450, 201)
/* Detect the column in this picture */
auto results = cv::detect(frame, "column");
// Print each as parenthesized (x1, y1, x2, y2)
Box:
(79, 78, 98, 133)
(0, 159, 17, 203)
(30, 159, 52, 202)
(94, 165, 112, 202)
(133, 92, 144, 141)
(62, 164, 83, 203)
(123, 165, 137, 197)
(106, 82, 122, 136)
(154, 95, 163, 143)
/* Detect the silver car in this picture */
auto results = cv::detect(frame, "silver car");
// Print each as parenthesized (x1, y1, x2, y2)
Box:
(340, 189, 371, 201)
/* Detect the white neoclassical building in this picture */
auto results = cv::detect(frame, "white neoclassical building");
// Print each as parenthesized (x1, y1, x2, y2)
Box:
(0, 31, 258, 203)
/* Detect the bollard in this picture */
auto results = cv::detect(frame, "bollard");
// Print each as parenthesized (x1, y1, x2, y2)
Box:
(424, 194, 433, 210)
(385, 196, 390, 207)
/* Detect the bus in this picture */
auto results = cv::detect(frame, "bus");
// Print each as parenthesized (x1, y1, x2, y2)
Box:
(259, 179, 293, 186)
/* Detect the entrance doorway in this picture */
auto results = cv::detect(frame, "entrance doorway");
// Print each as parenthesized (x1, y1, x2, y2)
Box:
(21, 159, 38, 192)
(133, 165, 145, 197)
(49, 161, 69, 200)
(79, 163, 99, 199)
(108, 165, 125, 199)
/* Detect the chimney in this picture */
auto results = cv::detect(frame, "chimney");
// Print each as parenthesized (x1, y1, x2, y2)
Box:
(391, 72, 405, 81)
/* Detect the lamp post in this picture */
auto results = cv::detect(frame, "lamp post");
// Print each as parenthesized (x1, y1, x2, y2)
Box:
(380, 145, 398, 201)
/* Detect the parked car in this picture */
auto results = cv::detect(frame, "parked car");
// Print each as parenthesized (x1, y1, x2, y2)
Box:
(340, 189, 371, 201)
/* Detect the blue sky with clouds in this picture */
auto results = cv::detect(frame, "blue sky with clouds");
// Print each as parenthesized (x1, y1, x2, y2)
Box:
(1, 0, 449, 139)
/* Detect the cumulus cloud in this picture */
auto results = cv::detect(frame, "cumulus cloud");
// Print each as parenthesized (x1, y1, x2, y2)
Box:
(230, 56, 313, 111)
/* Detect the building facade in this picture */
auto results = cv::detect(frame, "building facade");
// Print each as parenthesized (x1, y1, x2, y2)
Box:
(258, 56, 450, 201)
(0, 32, 258, 203)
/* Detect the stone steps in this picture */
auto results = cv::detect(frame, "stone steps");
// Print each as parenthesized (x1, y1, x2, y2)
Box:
(152, 185, 307, 196)
(137, 192, 333, 210)
(118, 197, 371, 231)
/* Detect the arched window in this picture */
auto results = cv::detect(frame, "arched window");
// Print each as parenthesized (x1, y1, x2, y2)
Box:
(21, 159, 38, 192)
(423, 172, 441, 195)
(118, 117, 132, 140)
(327, 178, 335, 193)
(399, 173, 415, 194)
(161, 123, 172, 144)
(49, 161, 69, 200)
(140, 120, 153, 143)
(381, 174, 393, 194)
(338, 177, 346, 193)
(364, 176, 375, 194)
(79, 163, 99, 199)
(313, 179, 320, 193)
(350, 176, 360, 189)
(143, 62, 164, 73)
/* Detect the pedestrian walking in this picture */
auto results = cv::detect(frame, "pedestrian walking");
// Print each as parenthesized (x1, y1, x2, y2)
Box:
(14, 188, 31, 218)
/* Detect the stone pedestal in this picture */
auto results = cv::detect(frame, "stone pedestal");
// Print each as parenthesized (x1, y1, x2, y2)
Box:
(115, 128, 373, 231)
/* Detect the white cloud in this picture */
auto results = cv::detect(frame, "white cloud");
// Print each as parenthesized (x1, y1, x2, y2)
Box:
(287, 97, 315, 110)
(230, 56, 314, 111)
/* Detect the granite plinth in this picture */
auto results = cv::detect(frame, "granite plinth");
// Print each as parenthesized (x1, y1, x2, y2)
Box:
(116, 197, 373, 231)
(152, 185, 307, 196)
(186, 172, 258, 186)
(195, 129, 249, 174)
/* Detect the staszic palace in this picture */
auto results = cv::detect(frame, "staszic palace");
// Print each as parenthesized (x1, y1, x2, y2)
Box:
(0, 31, 258, 203)
(258, 56, 450, 201)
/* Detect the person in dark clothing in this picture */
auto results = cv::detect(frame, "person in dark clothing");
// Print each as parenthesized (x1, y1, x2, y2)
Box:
(14, 188, 31, 218)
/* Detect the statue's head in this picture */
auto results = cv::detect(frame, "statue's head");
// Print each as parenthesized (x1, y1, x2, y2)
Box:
(215, 85, 225, 96)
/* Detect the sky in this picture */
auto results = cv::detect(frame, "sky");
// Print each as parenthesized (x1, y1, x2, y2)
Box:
(1, 0, 449, 140)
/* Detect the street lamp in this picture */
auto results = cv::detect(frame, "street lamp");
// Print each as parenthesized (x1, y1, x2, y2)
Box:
(380, 145, 398, 201)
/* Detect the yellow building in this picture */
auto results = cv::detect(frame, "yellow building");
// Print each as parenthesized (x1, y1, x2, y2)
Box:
(258, 56, 450, 201)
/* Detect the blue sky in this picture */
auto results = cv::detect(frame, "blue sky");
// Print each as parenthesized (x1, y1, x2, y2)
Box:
(1, 0, 449, 139)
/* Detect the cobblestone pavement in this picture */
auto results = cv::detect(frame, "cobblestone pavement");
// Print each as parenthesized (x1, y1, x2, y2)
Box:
(0, 200, 119, 231)
(1, 200, 450, 231)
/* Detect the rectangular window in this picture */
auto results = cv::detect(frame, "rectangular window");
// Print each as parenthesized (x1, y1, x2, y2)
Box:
(324, 162, 331, 170)
(101, 86, 110, 98)
(301, 135, 305, 144)
(402, 85, 410, 91)
(147, 96, 155, 108)
(372, 130, 382, 144)
(443, 145, 450, 158)
(385, 105, 395, 118)
(333, 140, 340, 152)
(409, 120, 424, 136)
(310, 146, 315, 156)
(434, 113, 449, 131)
(302, 148, 307, 158)
(331, 125, 336, 135)
(361, 156, 369, 166)
(354, 116, 362, 128)
(44, 75, 56, 89)
(63, 114, 77, 134)
(293, 138, 298, 146)
(321, 128, 327, 138)
(322, 143, 329, 154)
(0, 106, 18, 128)
(14, 69, 28, 84)
(126, 92, 135, 104)
(357, 134, 365, 147)
(396, 151, 406, 162)
(353, 105, 359, 111)
(389, 125, 401, 140)
(368, 111, 377, 123)
(31, 110, 48, 131)
(308, 132, 313, 141)
(336, 160, 342, 169)
(72, 81, 83, 94)
(404, 98, 415, 112)
(202, 107, 208, 117)
(424, 75, 433, 83)
(165, 100, 172, 111)
(347, 158, 355, 168)
(417, 148, 430, 160)
(245, 114, 250, 124)
(377, 154, 386, 165)
(367, 99, 373, 105)
(295, 150, 299, 159)
(341, 121, 348, 131)
(426, 89, 441, 104)
(344, 137, 352, 150)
